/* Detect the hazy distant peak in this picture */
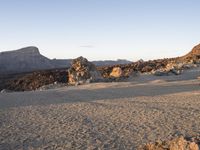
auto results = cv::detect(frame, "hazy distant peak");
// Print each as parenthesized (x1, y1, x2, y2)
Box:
(14, 46, 40, 54)
(0, 46, 40, 55)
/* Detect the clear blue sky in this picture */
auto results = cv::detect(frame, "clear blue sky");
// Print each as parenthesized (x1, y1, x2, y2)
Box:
(0, 0, 199, 61)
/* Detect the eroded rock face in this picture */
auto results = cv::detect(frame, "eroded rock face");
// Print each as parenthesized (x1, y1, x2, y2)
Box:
(139, 136, 199, 150)
(68, 56, 102, 85)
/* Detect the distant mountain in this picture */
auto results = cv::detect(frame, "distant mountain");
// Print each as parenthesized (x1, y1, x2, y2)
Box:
(0, 47, 71, 74)
(51, 59, 72, 68)
(0, 46, 132, 75)
(93, 59, 132, 66)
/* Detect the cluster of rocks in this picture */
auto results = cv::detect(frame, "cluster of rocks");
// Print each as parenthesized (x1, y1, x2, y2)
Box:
(139, 136, 199, 150)
(152, 60, 199, 77)
(73, 43, 200, 81)
(3, 69, 68, 91)
(97, 58, 172, 79)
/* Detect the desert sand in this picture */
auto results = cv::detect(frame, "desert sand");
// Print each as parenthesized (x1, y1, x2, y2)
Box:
(0, 67, 200, 149)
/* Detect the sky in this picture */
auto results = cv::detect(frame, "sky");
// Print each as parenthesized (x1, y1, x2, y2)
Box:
(0, 0, 200, 61)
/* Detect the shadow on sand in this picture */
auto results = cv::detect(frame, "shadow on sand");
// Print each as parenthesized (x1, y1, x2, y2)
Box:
(0, 81, 199, 109)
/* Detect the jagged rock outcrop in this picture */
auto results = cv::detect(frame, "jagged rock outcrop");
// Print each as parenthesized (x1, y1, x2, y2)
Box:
(68, 56, 103, 85)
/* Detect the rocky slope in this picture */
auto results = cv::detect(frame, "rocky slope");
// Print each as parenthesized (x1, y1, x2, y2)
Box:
(99, 43, 200, 79)
(186, 43, 200, 57)
(180, 43, 200, 62)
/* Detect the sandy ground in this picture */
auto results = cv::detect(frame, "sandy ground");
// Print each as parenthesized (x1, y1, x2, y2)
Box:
(0, 67, 200, 150)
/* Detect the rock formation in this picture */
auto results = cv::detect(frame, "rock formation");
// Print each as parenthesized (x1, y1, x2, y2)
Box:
(110, 67, 123, 78)
(68, 56, 102, 85)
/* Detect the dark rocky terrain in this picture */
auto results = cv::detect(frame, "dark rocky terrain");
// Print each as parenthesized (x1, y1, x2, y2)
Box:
(0, 43, 200, 92)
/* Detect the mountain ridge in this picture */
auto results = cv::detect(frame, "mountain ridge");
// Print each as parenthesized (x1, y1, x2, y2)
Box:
(0, 46, 132, 75)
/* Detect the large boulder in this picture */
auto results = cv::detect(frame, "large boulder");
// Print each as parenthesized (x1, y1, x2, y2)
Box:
(68, 56, 102, 85)
(110, 67, 123, 78)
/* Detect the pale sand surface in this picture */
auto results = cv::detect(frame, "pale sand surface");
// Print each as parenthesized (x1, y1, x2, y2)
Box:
(0, 68, 200, 149)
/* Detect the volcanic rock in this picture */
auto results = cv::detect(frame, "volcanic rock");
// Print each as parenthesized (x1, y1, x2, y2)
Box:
(139, 136, 199, 150)
(5, 69, 68, 91)
(183, 43, 200, 63)
(141, 65, 153, 72)
(68, 56, 103, 85)
(110, 67, 123, 78)
(186, 43, 200, 57)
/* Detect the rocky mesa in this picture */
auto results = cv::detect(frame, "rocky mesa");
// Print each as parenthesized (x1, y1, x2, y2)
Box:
(0, 46, 71, 74)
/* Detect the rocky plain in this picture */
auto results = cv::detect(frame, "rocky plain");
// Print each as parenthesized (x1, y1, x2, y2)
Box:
(0, 44, 200, 149)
